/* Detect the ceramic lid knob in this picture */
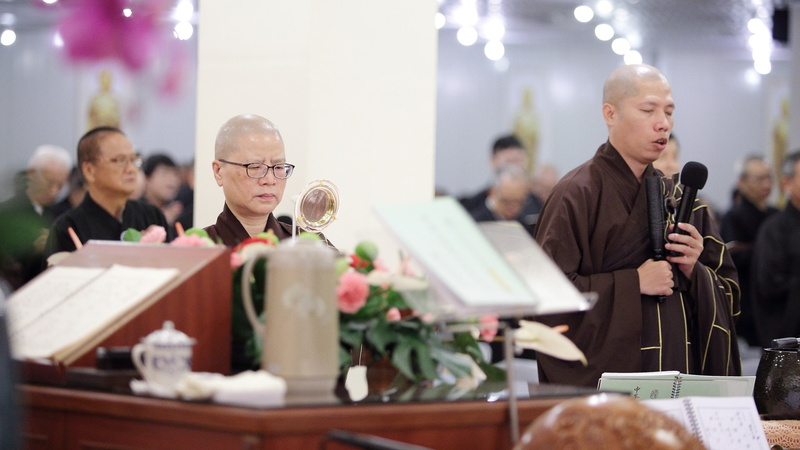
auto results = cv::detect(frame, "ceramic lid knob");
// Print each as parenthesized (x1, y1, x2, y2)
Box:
(141, 320, 195, 346)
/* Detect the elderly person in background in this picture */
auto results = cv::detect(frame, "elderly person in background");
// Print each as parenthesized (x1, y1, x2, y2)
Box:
(469, 164, 539, 236)
(45, 127, 172, 255)
(751, 151, 800, 347)
(0, 145, 71, 289)
(720, 155, 777, 347)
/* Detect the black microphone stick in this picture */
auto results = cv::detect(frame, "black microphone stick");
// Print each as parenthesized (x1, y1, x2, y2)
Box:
(669, 161, 708, 255)
(645, 176, 667, 303)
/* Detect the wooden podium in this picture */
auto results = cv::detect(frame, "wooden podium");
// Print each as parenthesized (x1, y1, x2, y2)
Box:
(18, 241, 232, 383)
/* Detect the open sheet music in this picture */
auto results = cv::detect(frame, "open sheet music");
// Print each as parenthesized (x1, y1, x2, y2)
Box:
(644, 396, 769, 449)
(7, 264, 179, 365)
(598, 371, 755, 399)
(374, 197, 593, 319)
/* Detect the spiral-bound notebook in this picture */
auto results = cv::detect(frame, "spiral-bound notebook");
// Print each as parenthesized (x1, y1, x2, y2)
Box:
(597, 371, 755, 399)
(643, 396, 768, 449)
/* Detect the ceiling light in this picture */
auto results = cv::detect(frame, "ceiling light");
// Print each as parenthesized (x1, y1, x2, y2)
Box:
(749, 33, 771, 50)
(1, 29, 16, 46)
(53, 31, 63, 48)
(457, 26, 478, 46)
(43, 0, 58, 4)
(483, 19, 505, 40)
(453, 5, 479, 27)
(754, 59, 771, 75)
(484, 40, 505, 61)
(624, 50, 642, 65)
(594, 24, 614, 41)
(123, 8, 133, 17)
(174, 22, 193, 40)
(611, 38, 630, 55)
(747, 18, 769, 35)
(434, 12, 446, 30)
(596, 0, 614, 17)
(173, 1, 194, 22)
(574, 6, 594, 23)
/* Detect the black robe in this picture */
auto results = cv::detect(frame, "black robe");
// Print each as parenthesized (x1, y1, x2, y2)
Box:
(720, 196, 778, 346)
(45, 193, 171, 256)
(750, 201, 800, 347)
(534, 142, 741, 387)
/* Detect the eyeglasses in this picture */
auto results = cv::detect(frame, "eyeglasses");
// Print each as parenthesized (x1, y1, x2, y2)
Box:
(218, 159, 295, 179)
(95, 154, 143, 168)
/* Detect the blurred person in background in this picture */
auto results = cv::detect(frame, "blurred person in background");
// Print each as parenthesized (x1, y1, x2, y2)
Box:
(751, 151, 800, 347)
(721, 155, 777, 347)
(0, 145, 71, 289)
(141, 153, 183, 226)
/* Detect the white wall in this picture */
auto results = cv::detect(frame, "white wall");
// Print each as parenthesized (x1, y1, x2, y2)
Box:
(194, 0, 438, 260)
(435, 29, 790, 213)
(1, 7, 793, 221)
(0, 25, 197, 201)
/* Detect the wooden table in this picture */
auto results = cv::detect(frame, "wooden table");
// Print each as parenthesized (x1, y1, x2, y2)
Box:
(21, 383, 592, 449)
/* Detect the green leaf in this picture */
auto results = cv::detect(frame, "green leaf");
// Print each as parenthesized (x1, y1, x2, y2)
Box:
(430, 346, 473, 379)
(185, 228, 211, 239)
(297, 232, 322, 242)
(339, 326, 364, 350)
(412, 340, 438, 381)
(365, 320, 398, 354)
(355, 241, 379, 262)
(390, 340, 417, 380)
(122, 228, 142, 242)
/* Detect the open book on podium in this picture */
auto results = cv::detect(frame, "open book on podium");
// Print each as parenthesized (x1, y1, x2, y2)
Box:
(373, 196, 595, 320)
(7, 240, 232, 384)
(598, 371, 756, 399)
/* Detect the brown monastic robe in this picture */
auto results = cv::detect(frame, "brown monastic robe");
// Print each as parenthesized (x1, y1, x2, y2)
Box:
(534, 142, 741, 387)
(203, 203, 335, 372)
(204, 203, 293, 247)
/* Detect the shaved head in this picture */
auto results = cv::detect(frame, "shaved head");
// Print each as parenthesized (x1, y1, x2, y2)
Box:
(603, 64, 669, 107)
(214, 114, 282, 160)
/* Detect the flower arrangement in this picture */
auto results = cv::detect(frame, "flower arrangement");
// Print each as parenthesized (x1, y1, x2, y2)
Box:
(123, 226, 587, 387)
(335, 241, 505, 384)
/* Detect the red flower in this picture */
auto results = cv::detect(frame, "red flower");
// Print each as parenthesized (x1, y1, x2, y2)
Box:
(349, 254, 369, 270)
(233, 236, 274, 253)
(336, 271, 369, 314)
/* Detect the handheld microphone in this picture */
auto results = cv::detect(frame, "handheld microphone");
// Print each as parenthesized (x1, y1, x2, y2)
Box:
(670, 162, 707, 252)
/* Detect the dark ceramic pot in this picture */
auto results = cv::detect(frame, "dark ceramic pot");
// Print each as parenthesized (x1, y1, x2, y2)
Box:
(753, 348, 800, 418)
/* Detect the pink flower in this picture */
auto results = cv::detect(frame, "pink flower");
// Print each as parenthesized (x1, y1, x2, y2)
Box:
(170, 234, 210, 247)
(140, 226, 167, 243)
(336, 271, 369, 314)
(373, 259, 389, 272)
(230, 252, 243, 270)
(386, 307, 401, 322)
(479, 314, 499, 343)
(58, 0, 168, 71)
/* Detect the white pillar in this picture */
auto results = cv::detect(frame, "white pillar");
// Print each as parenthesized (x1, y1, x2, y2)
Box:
(194, 1, 438, 259)
(788, 3, 800, 151)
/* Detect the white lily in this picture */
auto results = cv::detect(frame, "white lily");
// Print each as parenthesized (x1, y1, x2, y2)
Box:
(365, 270, 428, 291)
(514, 320, 587, 366)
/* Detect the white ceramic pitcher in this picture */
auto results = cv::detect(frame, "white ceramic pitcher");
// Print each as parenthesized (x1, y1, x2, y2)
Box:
(240, 238, 339, 399)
